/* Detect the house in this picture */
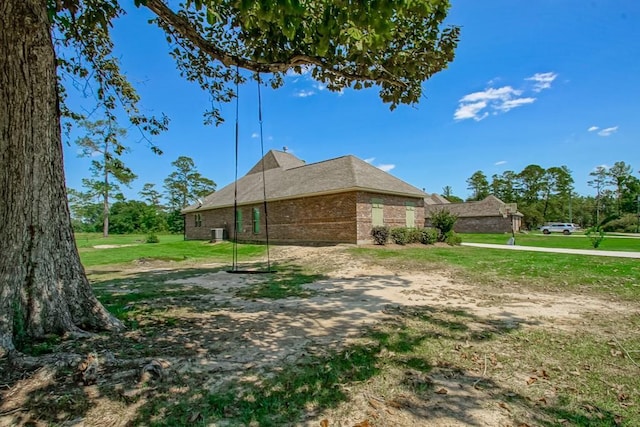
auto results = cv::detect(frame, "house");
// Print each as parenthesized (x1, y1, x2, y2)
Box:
(424, 195, 523, 233)
(182, 150, 427, 244)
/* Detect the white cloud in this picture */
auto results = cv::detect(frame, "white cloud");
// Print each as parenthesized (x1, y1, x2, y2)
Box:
(454, 86, 534, 121)
(313, 82, 327, 91)
(294, 90, 315, 98)
(460, 86, 521, 103)
(593, 164, 610, 171)
(526, 72, 558, 92)
(364, 157, 395, 172)
(494, 160, 507, 166)
(496, 97, 536, 112)
(597, 126, 618, 137)
(454, 101, 488, 121)
(251, 132, 259, 139)
(588, 126, 599, 132)
(455, 72, 558, 121)
(377, 164, 395, 172)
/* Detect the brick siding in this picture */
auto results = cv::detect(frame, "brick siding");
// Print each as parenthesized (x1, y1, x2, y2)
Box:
(356, 192, 425, 244)
(185, 190, 425, 245)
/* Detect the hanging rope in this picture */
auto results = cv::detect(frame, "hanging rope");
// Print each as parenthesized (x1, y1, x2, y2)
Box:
(232, 65, 240, 271)
(229, 70, 274, 274)
(257, 72, 272, 272)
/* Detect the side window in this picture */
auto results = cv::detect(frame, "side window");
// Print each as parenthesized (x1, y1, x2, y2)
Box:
(371, 198, 384, 226)
(194, 213, 202, 227)
(252, 208, 260, 234)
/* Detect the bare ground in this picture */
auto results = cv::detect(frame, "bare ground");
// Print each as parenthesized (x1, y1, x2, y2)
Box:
(1, 245, 637, 426)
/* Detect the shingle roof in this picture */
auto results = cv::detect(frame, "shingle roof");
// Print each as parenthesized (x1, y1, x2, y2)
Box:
(424, 195, 523, 218)
(425, 193, 450, 205)
(245, 150, 305, 174)
(183, 150, 427, 212)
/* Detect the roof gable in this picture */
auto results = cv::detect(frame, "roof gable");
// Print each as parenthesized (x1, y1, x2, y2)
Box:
(246, 150, 306, 175)
(184, 151, 426, 212)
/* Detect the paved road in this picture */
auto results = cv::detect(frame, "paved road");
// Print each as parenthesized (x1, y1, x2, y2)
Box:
(461, 242, 640, 259)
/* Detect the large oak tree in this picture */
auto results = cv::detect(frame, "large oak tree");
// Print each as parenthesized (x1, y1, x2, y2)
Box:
(0, 0, 459, 356)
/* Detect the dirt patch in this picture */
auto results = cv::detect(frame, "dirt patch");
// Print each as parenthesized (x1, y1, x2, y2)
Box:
(1, 245, 637, 426)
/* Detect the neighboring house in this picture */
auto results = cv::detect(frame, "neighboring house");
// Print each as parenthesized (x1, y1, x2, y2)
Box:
(182, 150, 427, 244)
(424, 195, 523, 233)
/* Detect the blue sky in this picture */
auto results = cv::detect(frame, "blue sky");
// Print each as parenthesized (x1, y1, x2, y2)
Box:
(62, 0, 640, 202)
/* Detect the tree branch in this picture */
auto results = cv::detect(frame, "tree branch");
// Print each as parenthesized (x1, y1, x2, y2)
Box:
(143, 0, 404, 87)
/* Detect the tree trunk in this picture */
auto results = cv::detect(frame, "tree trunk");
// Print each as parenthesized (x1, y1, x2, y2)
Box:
(103, 157, 109, 238)
(0, 0, 122, 357)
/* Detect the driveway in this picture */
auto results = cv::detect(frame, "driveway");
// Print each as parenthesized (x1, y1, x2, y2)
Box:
(461, 242, 640, 258)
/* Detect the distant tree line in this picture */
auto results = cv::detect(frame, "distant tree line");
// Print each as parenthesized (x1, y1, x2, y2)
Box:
(446, 161, 639, 231)
(68, 154, 215, 235)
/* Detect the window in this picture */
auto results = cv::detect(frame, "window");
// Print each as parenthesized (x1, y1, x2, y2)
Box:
(371, 198, 384, 226)
(194, 213, 202, 227)
(252, 208, 260, 234)
(405, 202, 415, 227)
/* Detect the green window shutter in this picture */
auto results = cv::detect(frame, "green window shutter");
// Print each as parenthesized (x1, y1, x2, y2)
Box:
(236, 210, 243, 231)
(371, 198, 384, 226)
(253, 208, 260, 234)
(405, 202, 415, 227)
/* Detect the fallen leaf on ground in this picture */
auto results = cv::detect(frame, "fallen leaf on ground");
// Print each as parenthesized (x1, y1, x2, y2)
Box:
(497, 402, 511, 412)
(435, 388, 448, 395)
(367, 398, 381, 409)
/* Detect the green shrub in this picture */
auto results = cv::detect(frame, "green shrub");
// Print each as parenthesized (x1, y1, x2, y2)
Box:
(407, 228, 423, 244)
(371, 226, 389, 245)
(390, 227, 410, 245)
(430, 209, 458, 242)
(419, 227, 438, 245)
(585, 226, 605, 248)
(444, 231, 462, 246)
(145, 234, 160, 244)
(602, 214, 638, 232)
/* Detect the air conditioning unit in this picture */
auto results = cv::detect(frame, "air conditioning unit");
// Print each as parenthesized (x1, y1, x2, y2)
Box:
(210, 228, 225, 242)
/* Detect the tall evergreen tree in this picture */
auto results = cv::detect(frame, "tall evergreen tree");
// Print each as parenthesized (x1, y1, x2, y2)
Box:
(608, 161, 633, 215)
(139, 183, 163, 209)
(466, 170, 490, 201)
(588, 166, 611, 223)
(164, 156, 216, 210)
(76, 120, 137, 237)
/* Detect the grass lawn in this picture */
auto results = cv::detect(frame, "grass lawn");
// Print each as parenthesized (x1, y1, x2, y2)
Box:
(459, 232, 640, 252)
(351, 245, 640, 299)
(7, 237, 634, 426)
(76, 233, 267, 267)
(74, 232, 185, 248)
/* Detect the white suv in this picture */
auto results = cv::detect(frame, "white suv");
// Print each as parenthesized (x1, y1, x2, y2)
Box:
(540, 223, 578, 235)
